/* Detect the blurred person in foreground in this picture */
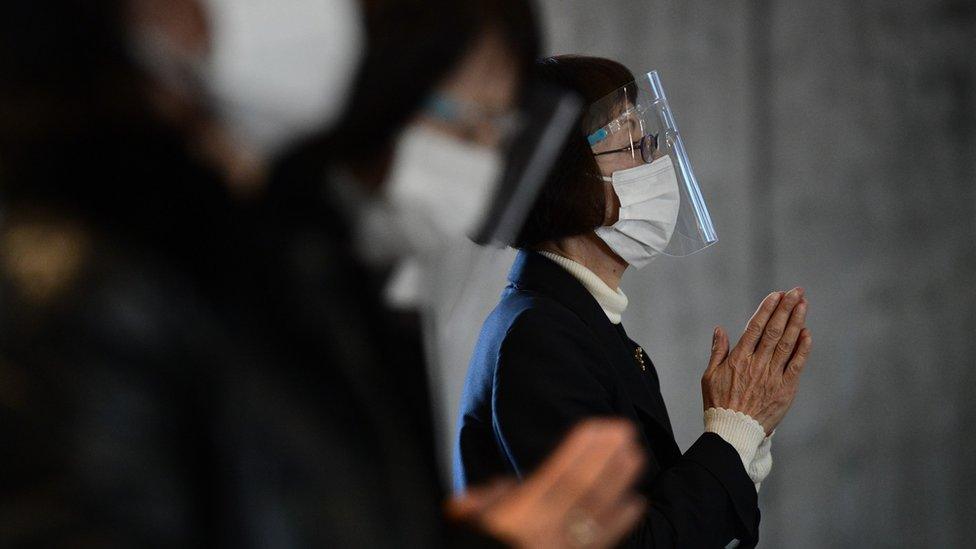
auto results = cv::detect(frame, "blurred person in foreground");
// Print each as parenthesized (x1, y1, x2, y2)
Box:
(456, 56, 814, 547)
(0, 1, 645, 547)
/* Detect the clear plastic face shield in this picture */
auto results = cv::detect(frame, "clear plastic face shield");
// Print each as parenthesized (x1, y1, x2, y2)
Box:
(420, 79, 584, 336)
(379, 77, 584, 308)
(587, 71, 717, 257)
(382, 81, 582, 476)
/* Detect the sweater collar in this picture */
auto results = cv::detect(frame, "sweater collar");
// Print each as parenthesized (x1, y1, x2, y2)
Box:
(537, 251, 628, 324)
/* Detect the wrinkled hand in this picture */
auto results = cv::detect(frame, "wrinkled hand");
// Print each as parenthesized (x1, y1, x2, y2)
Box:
(701, 288, 813, 435)
(447, 419, 647, 548)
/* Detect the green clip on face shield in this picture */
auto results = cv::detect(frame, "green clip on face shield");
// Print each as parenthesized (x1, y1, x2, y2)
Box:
(586, 71, 717, 257)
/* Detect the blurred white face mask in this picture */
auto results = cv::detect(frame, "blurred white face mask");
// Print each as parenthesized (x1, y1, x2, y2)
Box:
(380, 124, 503, 307)
(385, 124, 503, 256)
(595, 155, 680, 269)
(133, 0, 363, 160)
(201, 0, 363, 158)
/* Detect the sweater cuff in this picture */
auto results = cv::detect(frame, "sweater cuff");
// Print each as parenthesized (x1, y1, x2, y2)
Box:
(703, 407, 766, 478)
(749, 432, 774, 491)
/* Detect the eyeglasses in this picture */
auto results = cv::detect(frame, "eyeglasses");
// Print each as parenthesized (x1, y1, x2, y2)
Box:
(592, 132, 659, 164)
(422, 93, 521, 144)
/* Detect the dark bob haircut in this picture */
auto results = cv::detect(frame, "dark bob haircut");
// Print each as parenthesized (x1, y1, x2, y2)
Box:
(512, 55, 636, 249)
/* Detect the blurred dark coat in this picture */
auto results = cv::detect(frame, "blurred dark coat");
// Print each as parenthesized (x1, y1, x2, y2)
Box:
(456, 250, 760, 548)
(0, 124, 495, 548)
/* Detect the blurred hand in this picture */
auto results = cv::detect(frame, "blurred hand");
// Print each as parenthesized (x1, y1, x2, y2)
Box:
(447, 419, 646, 548)
(702, 288, 813, 435)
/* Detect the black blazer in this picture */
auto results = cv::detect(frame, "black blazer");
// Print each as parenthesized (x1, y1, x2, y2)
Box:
(456, 250, 760, 548)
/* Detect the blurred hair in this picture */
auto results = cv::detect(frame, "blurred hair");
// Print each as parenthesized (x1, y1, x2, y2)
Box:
(512, 55, 636, 249)
(478, 0, 541, 90)
(0, 0, 151, 149)
(0, 0, 175, 217)
(321, 0, 541, 168)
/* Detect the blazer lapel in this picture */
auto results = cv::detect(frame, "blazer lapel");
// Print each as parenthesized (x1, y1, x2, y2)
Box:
(614, 324, 681, 462)
(507, 251, 680, 460)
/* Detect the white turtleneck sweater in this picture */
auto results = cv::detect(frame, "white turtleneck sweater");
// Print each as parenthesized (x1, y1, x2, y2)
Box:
(538, 251, 773, 491)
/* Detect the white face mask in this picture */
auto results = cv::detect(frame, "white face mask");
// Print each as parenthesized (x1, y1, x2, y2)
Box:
(202, 0, 363, 159)
(385, 124, 503, 256)
(132, 0, 363, 161)
(595, 155, 681, 269)
(379, 124, 503, 308)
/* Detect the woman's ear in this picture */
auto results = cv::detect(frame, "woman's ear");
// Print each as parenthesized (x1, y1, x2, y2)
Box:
(602, 180, 620, 226)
